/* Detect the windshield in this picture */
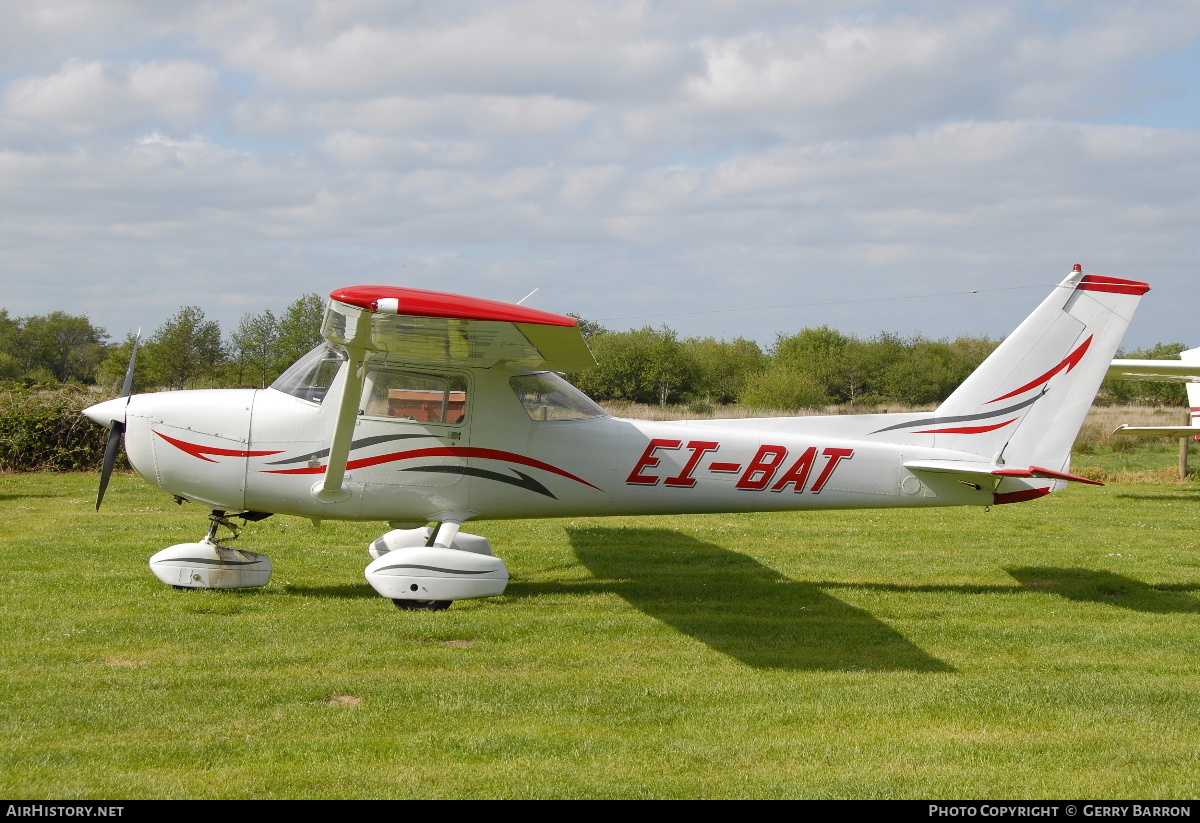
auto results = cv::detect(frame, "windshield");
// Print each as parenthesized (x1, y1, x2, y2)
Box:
(270, 345, 346, 403)
(510, 372, 608, 421)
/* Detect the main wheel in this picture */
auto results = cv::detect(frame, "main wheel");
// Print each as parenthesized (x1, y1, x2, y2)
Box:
(392, 599, 452, 611)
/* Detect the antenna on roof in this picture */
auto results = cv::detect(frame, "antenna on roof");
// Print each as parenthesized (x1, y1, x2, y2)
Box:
(516, 288, 539, 305)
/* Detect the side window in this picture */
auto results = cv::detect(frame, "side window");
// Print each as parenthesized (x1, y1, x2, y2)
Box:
(361, 369, 468, 424)
(510, 372, 608, 421)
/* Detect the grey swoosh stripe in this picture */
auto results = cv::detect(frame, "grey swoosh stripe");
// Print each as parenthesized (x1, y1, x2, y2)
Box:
(265, 434, 430, 465)
(156, 557, 266, 567)
(869, 392, 1044, 434)
(401, 465, 557, 499)
(374, 564, 493, 576)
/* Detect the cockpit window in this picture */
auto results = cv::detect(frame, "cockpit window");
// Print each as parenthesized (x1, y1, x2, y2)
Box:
(269, 345, 345, 403)
(510, 372, 608, 421)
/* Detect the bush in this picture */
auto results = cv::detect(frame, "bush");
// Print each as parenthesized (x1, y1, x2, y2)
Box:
(740, 366, 831, 411)
(0, 386, 114, 472)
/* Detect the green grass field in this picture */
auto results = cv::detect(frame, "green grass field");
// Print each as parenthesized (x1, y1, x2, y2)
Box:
(2, 455, 1199, 798)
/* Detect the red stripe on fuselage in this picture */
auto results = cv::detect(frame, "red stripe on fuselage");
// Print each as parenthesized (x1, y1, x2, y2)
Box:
(913, 419, 1017, 435)
(154, 430, 283, 463)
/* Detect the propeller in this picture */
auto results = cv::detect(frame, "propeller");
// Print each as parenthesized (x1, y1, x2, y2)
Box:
(96, 331, 140, 511)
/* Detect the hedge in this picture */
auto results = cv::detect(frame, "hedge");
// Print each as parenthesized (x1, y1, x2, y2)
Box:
(0, 386, 117, 472)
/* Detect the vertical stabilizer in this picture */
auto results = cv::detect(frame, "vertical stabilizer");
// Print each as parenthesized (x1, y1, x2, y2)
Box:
(927, 266, 1148, 471)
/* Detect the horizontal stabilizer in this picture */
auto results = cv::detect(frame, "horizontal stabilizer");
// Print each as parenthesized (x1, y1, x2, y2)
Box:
(904, 459, 1103, 486)
(992, 465, 1104, 486)
(905, 459, 1003, 481)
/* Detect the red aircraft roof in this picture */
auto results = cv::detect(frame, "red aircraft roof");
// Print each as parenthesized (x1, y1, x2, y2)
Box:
(330, 286, 577, 327)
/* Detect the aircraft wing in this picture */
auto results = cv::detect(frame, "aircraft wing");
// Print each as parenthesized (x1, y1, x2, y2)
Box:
(1107, 349, 1200, 441)
(323, 285, 596, 373)
(1108, 357, 1200, 384)
(1112, 425, 1200, 438)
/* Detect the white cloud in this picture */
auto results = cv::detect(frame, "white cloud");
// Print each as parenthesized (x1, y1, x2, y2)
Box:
(313, 94, 594, 137)
(685, 20, 963, 112)
(0, 1, 182, 71)
(220, 3, 690, 100)
(319, 130, 490, 166)
(0, 1, 1198, 351)
(3, 58, 222, 133)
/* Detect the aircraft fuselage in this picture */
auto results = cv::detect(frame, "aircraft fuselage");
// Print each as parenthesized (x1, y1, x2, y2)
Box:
(115, 363, 992, 528)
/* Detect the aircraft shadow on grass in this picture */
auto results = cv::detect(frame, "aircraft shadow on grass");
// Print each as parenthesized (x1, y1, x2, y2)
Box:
(816, 574, 1200, 612)
(279, 583, 382, 600)
(557, 527, 955, 673)
(0, 492, 66, 501)
(1004, 567, 1200, 613)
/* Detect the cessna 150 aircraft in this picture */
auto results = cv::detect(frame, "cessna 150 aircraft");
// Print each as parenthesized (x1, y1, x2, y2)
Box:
(83, 265, 1148, 610)
(1108, 348, 1200, 439)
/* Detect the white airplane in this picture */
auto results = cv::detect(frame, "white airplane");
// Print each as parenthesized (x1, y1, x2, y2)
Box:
(1107, 348, 1200, 438)
(83, 265, 1148, 610)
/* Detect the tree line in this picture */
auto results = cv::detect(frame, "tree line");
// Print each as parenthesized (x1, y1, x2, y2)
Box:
(0, 299, 1189, 408)
(568, 320, 1189, 409)
(2, 295, 326, 393)
(569, 321, 1003, 409)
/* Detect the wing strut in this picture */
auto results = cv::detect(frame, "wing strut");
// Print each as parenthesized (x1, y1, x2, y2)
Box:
(310, 312, 372, 505)
(311, 347, 366, 503)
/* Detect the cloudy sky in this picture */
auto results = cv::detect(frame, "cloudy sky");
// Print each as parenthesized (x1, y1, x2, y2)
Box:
(2, 0, 1198, 351)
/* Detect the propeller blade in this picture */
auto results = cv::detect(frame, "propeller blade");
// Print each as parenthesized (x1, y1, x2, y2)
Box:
(120, 329, 141, 398)
(96, 331, 140, 511)
(96, 420, 124, 511)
